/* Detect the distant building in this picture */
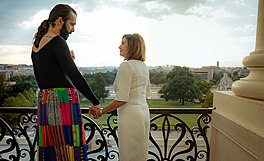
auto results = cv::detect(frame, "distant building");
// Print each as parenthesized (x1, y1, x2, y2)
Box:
(218, 73, 233, 91)
(0, 71, 12, 80)
(190, 66, 220, 82)
(79, 66, 118, 74)
(231, 67, 249, 78)
(0, 64, 34, 78)
(105, 85, 116, 99)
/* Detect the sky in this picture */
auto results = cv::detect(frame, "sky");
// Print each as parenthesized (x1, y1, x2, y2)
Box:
(0, 0, 259, 67)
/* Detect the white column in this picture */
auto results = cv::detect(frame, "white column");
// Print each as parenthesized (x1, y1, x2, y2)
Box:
(232, 0, 264, 100)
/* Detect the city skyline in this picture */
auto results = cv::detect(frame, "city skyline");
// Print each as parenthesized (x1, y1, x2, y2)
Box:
(0, 0, 258, 68)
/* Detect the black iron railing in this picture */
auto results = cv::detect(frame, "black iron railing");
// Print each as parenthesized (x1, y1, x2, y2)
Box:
(0, 107, 213, 161)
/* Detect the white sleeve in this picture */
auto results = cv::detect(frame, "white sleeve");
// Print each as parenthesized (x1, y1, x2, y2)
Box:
(114, 62, 132, 101)
(146, 80, 152, 98)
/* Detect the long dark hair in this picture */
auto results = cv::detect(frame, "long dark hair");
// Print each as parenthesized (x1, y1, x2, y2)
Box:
(33, 4, 77, 48)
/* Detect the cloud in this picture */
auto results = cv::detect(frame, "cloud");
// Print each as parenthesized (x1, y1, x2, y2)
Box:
(91, 0, 253, 21)
(0, 45, 32, 65)
(237, 24, 255, 32)
(211, 8, 238, 19)
(19, 10, 50, 29)
(123, 0, 206, 19)
(74, 0, 104, 12)
(0, 0, 258, 67)
(80, 0, 209, 19)
(234, 0, 246, 6)
(187, 6, 238, 19)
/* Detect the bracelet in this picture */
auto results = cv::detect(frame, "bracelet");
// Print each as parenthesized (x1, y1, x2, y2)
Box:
(97, 108, 103, 117)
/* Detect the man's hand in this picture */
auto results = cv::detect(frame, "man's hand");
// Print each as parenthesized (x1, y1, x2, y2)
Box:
(70, 50, 75, 60)
(89, 105, 101, 118)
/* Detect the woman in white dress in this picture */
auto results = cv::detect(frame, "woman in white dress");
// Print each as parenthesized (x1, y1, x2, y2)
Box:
(91, 33, 151, 161)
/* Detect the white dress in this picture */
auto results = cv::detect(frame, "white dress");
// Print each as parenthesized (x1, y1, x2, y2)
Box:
(114, 60, 151, 161)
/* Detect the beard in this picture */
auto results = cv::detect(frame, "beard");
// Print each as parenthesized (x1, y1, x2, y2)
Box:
(60, 23, 70, 40)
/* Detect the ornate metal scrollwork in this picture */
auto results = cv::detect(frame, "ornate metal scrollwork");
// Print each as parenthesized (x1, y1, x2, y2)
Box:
(82, 113, 119, 161)
(13, 113, 37, 161)
(0, 118, 20, 161)
(148, 113, 211, 161)
(0, 112, 38, 161)
(0, 107, 212, 161)
(194, 113, 211, 161)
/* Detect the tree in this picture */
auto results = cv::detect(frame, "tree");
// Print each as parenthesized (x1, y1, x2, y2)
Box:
(0, 96, 20, 128)
(1, 90, 36, 128)
(2, 97, 18, 107)
(89, 73, 108, 101)
(23, 88, 37, 106)
(103, 72, 116, 85)
(202, 92, 213, 108)
(0, 76, 37, 128)
(11, 81, 32, 94)
(212, 71, 224, 84)
(0, 75, 37, 106)
(159, 66, 202, 105)
(149, 70, 167, 85)
(196, 80, 211, 95)
(0, 75, 10, 106)
(160, 76, 201, 105)
(2, 92, 31, 107)
(10, 75, 38, 94)
(166, 66, 192, 80)
(195, 80, 212, 103)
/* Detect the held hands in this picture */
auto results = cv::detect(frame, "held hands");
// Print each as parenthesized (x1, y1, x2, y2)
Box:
(89, 105, 104, 119)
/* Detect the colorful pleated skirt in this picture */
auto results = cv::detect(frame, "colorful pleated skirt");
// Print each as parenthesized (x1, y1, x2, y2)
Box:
(37, 88, 88, 161)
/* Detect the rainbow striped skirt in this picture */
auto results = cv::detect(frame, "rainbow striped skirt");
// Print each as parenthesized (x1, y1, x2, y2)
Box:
(37, 88, 88, 161)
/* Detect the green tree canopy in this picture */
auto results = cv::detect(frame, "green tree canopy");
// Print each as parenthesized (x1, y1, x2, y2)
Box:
(202, 92, 214, 108)
(212, 71, 224, 84)
(160, 76, 201, 105)
(10, 75, 38, 94)
(196, 80, 212, 95)
(3, 92, 31, 107)
(2, 97, 18, 107)
(0, 76, 37, 128)
(103, 72, 117, 85)
(166, 66, 193, 80)
(23, 88, 37, 106)
(159, 66, 202, 105)
(149, 68, 168, 85)
(87, 73, 108, 101)
(17, 92, 31, 107)
(0, 75, 9, 106)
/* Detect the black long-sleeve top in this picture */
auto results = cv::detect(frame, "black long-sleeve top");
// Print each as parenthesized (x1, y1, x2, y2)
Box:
(31, 36, 99, 105)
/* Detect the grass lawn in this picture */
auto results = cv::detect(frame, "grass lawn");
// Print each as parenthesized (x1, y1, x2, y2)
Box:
(146, 99, 201, 108)
(81, 99, 201, 108)
(81, 99, 204, 128)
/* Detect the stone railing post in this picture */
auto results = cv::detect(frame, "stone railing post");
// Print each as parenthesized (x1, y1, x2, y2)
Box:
(232, 0, 264, 100)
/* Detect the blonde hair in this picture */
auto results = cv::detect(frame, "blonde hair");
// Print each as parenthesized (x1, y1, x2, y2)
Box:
(123, 33, 146, 62)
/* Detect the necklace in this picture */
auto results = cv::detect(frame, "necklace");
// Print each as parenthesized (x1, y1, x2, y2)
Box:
(43, 35, 55, 38)
(43, 32, 57, 38)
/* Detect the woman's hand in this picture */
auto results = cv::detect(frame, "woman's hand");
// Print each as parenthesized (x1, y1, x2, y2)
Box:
(95, 108, 103, 118)
(89, 105, 103, 119)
